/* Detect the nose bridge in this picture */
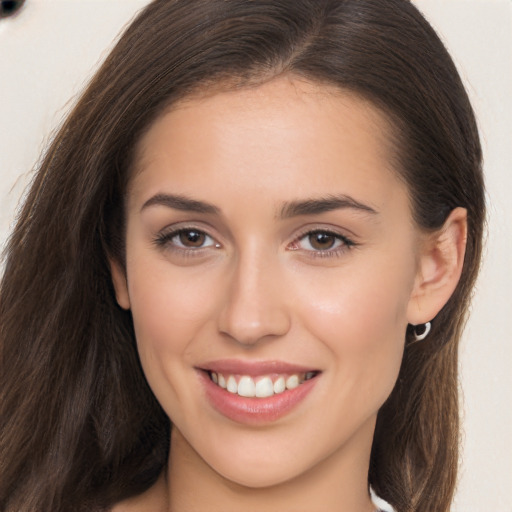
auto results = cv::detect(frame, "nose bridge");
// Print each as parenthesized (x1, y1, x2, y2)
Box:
(218, 242, 291, 345)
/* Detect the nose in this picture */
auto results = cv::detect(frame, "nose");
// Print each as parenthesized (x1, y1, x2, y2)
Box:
(217, 251, 291, 346)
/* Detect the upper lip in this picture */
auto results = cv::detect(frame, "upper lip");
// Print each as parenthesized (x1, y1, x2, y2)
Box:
(198, 359, 319, 376)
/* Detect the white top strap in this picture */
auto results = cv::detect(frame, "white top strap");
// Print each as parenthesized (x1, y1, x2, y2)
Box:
(370, 487, 397, 512)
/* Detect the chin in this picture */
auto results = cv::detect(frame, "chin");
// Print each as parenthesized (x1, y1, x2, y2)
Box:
(211, 459, 302, 489)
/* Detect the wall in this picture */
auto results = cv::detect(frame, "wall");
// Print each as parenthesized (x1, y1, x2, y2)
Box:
(1, 1, 511, 509)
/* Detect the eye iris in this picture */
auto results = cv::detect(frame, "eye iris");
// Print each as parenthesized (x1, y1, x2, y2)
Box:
(179, 230, 205, 247)
(309, 232, 336, 250)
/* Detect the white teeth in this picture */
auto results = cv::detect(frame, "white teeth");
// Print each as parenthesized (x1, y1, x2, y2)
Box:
(226, 375, 238, 394)
(286, 374, 300, 390)
(238, 376, 256, 397)
(209, 371, 317, 397)
(255, 377, 274, 398)
(273, 376, 286, 394)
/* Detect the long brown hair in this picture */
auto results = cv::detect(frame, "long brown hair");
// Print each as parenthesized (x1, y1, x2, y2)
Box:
(0, 1, 485, 511)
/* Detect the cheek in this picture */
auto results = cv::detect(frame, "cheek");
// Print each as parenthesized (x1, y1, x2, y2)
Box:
(296, 265, 411, 339)
(125, 255, 222, 395)
(291, 254, 414, 390)
(124, 257, 224, 424)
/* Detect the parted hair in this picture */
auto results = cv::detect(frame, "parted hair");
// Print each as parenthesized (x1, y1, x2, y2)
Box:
(0, 1, 484, 511)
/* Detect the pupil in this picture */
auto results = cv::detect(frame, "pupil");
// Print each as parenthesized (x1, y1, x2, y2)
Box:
(180, 230, 204, 247)
(310, 232, 335, 250)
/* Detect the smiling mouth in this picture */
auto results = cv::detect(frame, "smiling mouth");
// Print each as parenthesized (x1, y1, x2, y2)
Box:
(207, 371, 320, 398)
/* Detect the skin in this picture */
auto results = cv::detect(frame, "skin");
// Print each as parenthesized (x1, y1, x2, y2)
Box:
(111, 76, 467, 512)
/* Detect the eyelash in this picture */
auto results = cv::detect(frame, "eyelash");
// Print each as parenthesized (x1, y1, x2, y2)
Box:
(153, 226, 218, 255)
(290, 229, 356, 258)
(153, 226, 356, 258)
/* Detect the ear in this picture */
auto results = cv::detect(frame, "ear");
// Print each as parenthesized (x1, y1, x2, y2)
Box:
(109, 258, 131, 310)
(407, 207, 467, 325)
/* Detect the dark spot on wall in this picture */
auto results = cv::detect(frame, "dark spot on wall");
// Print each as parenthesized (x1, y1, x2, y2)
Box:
(0, 0, 26, 19)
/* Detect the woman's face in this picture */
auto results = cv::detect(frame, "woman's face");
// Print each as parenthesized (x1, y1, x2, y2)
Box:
(113, 77, 425, 488)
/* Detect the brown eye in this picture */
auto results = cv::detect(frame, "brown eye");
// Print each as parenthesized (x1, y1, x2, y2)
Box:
(308, 232, 337, 250)
(178, 230, 206, 247)
(291, 229, 354, 257)
(154, 228, 217, 250)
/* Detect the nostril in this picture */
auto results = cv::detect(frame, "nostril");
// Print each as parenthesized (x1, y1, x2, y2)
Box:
(0, 0, 25, 19)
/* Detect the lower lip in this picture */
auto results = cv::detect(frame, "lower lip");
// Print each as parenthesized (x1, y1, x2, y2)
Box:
(199, 371, 319, 425)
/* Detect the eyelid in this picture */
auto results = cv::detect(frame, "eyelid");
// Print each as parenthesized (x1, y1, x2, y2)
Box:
(288, 226, 357, 256)
(153, 223, 222, 252)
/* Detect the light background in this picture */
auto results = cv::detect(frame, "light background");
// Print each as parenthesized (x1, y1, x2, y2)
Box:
(1, 1, 511, 510)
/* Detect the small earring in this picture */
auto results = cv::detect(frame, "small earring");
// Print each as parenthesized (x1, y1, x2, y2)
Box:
(413, 322, 431, 341)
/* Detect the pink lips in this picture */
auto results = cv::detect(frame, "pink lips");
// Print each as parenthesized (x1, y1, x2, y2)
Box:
(200, 359, 316, 376)
(197, 359, 320, 425)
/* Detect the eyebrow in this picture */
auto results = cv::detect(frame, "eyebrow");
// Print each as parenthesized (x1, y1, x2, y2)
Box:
(140, 192, 378, 218)
(141, 193, 221, 215)
(279, 194, 378, 218)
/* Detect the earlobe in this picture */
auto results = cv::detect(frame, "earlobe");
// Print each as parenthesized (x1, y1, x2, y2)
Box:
(407, 207, 467, 325)
(109, 258, 131, 310)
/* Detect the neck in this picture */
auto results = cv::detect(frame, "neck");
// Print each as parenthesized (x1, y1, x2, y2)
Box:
(166, 420, 377, 512)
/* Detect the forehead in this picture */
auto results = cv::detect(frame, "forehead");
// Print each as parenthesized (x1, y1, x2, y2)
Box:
(129, 76, 405, 214)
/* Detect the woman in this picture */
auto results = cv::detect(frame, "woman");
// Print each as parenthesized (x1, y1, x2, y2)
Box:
(0, 1, 485, 511)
